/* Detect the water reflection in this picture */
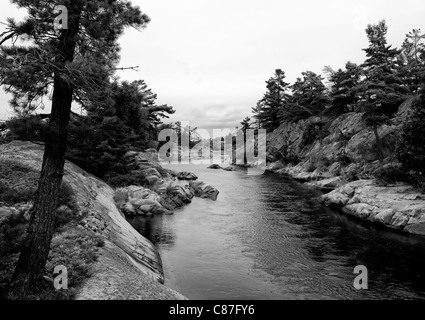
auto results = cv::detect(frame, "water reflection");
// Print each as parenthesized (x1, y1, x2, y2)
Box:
(129, 164, 425, 300)
(128, 215, 176, 248)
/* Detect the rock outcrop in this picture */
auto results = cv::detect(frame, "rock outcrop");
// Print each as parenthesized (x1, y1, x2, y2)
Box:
(208, 164, 236, 172)
(116, 151, 219, 217)
(266, 97, 425, 236)
(320, 180, 425, 236)
(267, 98, 418, 180)
(189, 181, 220, 201)
(0, 141, 185, 300)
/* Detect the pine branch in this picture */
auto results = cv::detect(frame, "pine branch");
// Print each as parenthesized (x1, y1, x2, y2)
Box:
(111, 66, 139, 72)
(0, 31, 15, 46)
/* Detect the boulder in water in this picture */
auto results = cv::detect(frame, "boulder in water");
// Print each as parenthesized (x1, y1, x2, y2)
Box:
(175, 171, 198, 181)
(189, 181, 220, 201)
(208, 164, 222, 170)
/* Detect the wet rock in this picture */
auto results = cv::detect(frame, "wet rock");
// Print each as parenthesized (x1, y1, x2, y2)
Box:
(189, 181, 219, 201)
(115, 186, 174, 216)
(306, 177, 344, 191)
(321, 180, 425, 235)
(175, 171, 198, 181)
(268, 161, 285, 171)
(374, 209, 396, 225)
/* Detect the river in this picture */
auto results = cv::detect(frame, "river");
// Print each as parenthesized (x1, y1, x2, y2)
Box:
(128, 164, 425, 300)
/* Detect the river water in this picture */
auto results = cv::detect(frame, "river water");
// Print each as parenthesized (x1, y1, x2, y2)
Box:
(128, 164, 425, 300)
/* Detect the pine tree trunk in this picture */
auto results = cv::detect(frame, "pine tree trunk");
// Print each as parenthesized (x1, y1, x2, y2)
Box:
(8, 9, 81, 299)
(373, 125, 384, 164)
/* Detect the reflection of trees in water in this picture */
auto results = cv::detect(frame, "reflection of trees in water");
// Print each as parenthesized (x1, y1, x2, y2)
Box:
(254, 174, 425, 297)
(282, 183, 425, 297)
(127, 216, 175, 247)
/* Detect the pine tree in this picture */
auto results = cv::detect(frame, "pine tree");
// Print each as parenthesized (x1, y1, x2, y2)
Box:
(0, 0, 150, 298)
(240, 117, 252, 133)
(280, 71, 330, 122)
(328, 62, 362, 115)
(357, 20, 408, 163)
(400, 29, 425, 93)
(253, 69, 290, 131)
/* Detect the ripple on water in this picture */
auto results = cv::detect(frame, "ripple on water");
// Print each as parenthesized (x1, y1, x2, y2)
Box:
(128, 165, 425, 300)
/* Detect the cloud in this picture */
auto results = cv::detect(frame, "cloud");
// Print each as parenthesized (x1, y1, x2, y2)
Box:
(166, 102, 251, 132)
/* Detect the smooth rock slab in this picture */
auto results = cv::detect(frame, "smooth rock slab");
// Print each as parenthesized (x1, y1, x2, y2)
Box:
(321, 180, 425, 236)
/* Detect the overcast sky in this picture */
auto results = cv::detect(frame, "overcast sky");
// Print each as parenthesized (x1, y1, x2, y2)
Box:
(1, 0, 425, 132)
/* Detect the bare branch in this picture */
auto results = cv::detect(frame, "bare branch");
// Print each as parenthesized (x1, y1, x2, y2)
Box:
(111, 66, 139, 72)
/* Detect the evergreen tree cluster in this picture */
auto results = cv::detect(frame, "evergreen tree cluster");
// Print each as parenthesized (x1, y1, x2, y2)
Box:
(244, 20, 425, 171)
(248, 21, 425, 135)
(4, 79, 175, 181)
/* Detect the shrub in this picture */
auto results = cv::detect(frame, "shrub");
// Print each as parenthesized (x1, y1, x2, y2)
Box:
(301, 123, 321, 147)
(286, 152, 301, 165)
(342, 164, 362, 182)
(0, 160, 38, 206)
(106, 171, 149, 188)
(0, 210, 28, 258)
(306, 152, 332, 172)
(336, 150, 352, 166)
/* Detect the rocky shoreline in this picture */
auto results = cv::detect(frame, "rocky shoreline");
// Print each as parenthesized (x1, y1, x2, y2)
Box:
(0, 141, 220, 300)
(263, 97, 425, 237)
(266, 163, 425, 237)
(115, 151, 219, 218)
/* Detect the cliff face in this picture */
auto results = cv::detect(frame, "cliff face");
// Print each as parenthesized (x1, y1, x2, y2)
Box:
(266, 97, 425, 236)
(266, 98, 415, 181)
(0, 141, 185, 300)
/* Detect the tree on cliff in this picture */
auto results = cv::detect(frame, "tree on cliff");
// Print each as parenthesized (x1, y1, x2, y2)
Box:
(0, 0, 150, 298)
(280, 71, 330, 122)
(399, 29, 425, 93)
(253, 69, 291, 131)
(356, 20, 408, 163)
(327, 62, 363, 115)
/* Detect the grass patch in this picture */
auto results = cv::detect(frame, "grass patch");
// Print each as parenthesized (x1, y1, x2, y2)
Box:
(0, 159, 39, 206)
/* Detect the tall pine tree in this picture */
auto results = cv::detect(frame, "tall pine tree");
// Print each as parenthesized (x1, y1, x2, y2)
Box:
(328, 62, 362, 115)
(253, 69, 290, 131)
(357, 20, 407, 163)
(400, 29, 425, 93)
(280, 71, 330, 122)
(0, 0, 150, 298)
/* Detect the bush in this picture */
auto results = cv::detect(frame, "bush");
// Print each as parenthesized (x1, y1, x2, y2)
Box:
(301, 123, 321, 147)
(306, 153, 332, 172)
(0, 160, 39, 206)
(106, 171, 149, 188)
(0, 210, 28, 258)
(336, 150, 352, 166)
(342, 164, 362, 182)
